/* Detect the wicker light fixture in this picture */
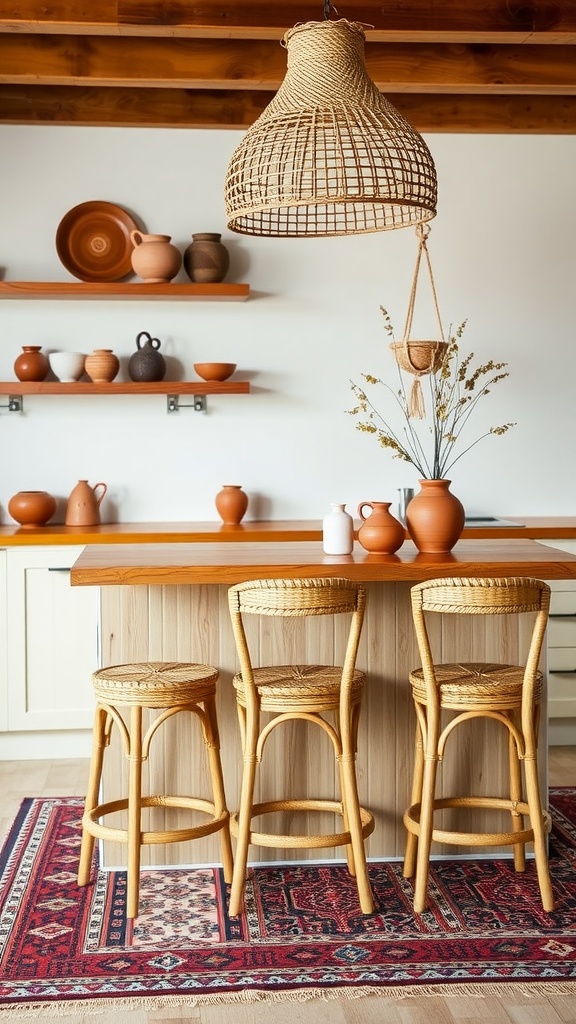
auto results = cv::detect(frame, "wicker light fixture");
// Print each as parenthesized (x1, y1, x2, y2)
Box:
(225, 17, 437, 238)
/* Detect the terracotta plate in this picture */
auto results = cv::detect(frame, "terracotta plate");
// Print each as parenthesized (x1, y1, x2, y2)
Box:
(55, 201, 139, 282)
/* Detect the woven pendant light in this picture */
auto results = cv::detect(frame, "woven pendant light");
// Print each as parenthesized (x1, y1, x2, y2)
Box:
(225, 18, 437, 238)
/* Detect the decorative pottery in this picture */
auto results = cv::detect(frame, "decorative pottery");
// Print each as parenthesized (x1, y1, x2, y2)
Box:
(130, 231, 182, 284)
(65, 479, 107, 526)
(184, 233, 230, 284)
(405, 478, 465, 554)
(215, 485, 248, 525)
(128, 331, 166, 382)
(55, 201, 139, 282)
(323, 503, 354, 555)
(14, 345, 50, 382)
(85, 348, 120, 383)
(193, 362, 236, 382)
(357, 501, 405, 554)
(48, 351, 86, 382)
(8, 490, 57, 528)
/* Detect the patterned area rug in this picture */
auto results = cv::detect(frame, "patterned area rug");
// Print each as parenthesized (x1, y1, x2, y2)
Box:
(1, 790, 576, 1016)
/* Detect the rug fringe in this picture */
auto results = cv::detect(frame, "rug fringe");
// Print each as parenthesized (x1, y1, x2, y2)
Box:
(2, 981, 575, 1018)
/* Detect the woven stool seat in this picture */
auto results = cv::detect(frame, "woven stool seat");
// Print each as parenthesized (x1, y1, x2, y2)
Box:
(227, 577, 375, 918)
(409, 662, 543, 711)
(78, 660, 233, 919)
(233, 664, 365, 712)
(92, 661, 218, 706)
(402, 577, 554, 915)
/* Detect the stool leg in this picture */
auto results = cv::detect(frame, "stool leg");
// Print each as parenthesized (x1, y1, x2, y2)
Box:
(78, 705, 109, 887)
(413, 749, 439, 914)
(229, 705, 258, 917)
(126, 705, 143, 920)
(524, 712, 554, 912)
(204, 695, 234, 884)
(403, 720, 425, 880)
(339, 753, 373, 915)
(507, 721, 526, 872)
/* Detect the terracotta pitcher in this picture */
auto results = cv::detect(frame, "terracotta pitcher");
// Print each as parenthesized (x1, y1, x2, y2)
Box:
(65, 479, 107, 526)
(357, 501, 405, 554)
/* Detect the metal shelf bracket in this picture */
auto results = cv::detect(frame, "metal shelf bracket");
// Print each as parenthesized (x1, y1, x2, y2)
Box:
(0, 395, 23, 413)
(166, 394, 207, 414)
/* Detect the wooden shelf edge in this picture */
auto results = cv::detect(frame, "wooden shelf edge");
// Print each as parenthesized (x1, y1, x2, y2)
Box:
(0, 381, 250, 395)
(0, 281, 250, 301)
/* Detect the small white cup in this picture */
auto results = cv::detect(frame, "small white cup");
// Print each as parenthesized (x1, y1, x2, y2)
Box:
(49, 351, 86, 383)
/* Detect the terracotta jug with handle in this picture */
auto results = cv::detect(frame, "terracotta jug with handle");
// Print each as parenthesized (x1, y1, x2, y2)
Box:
(65, 479, 107, 526)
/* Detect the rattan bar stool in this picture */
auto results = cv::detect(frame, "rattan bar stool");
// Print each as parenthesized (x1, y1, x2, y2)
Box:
(77, 661, 233, 919)
(227, 577, 375, 918)
(403, 577, 554, 914)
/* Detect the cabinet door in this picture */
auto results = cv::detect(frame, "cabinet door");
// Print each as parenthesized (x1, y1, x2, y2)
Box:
(6, 546, 99, 731)
(539, 539, 576, 720)
(0, 550, 7, 731)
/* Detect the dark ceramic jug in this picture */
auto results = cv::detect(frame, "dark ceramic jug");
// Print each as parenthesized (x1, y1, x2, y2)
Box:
(128, 331, 166, 382)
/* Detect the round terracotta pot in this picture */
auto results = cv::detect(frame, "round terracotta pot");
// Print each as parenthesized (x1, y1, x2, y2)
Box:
(8, 490, 57, 528)
(14, 345, 50, 382)
(215, 485, 248, 525)
(405, 479, 465, 553)
(184, 233, 230, 284)
(357, 501, 405, 554)
(85, 348, 120, 383)
(130, 231, 182, 284)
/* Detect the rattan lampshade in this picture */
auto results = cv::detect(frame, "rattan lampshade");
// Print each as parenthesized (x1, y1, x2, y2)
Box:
(225, 19, 437, 238)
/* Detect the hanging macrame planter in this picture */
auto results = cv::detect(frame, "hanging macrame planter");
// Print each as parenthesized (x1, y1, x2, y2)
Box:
(389, 224, 447, 418)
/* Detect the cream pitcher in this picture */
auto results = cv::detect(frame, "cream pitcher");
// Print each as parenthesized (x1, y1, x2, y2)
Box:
(65, 479, 107, 526)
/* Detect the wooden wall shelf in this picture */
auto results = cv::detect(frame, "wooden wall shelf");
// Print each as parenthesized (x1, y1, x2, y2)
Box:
(0, 381, 250, 396)
(0, 282, 250, 301)
(0, 380, 250, 413)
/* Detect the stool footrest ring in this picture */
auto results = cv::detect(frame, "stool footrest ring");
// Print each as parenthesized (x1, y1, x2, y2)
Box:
(404, 795, 551, 847)
(83, 795, 230, 846)
(230, 798, 375, 850)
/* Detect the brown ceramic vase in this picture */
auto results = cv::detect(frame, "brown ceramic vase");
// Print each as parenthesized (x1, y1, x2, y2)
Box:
(357, 501, 405, 554)
(184, 233, 230, 283)
(85, 349, 120, 383)
(405, 479, 465, 553)
(8, 490, 57, 528)
(14, 346, 50, 382)
(215, 485, 248, 525)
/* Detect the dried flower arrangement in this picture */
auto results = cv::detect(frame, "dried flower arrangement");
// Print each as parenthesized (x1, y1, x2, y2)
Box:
(348, 309, 516, 481)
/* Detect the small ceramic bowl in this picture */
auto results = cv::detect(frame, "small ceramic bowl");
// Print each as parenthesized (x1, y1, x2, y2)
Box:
(49, 350, 86, 383)
(193, 362, 236, 382)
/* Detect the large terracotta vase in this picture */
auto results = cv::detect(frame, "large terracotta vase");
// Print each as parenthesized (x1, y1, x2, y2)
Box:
(405, 479, 465, 554)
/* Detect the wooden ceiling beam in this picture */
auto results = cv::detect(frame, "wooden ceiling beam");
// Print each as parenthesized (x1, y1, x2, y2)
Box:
(1, 85, 575, 133)
(2, 1, 576, 42)
(2, 36, 576, 95)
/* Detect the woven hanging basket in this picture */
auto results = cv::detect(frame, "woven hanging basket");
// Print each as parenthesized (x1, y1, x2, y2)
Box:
(390, 225, 446, 418)
(225, 19, 437, 238)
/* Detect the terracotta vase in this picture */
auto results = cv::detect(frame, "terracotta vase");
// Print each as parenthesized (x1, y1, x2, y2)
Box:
(14, 345, 50, 382)
(65, 479, 107, 526)
(357, 501, 405, 554)
(184, 233, 230, 283)
(215, 485, 248, 525)
(130, 231, 182, 284)
(8, 490, 57, 528)
(85, 348, 120, 383)
(405, 479, 465, 553)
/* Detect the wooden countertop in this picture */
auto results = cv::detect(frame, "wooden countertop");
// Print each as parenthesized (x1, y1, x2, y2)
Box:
(3, 516, 576, 546)
(70, 538, 576, 586)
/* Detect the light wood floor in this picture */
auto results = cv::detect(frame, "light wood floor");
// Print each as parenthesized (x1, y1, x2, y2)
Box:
(0, 749, 575, 1024)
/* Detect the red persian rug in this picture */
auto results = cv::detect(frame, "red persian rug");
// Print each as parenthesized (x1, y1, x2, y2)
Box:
(1, 789, 576, 1016)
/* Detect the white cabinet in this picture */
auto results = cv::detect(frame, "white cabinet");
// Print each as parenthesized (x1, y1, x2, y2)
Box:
(2, 546, 99, 736)
(537, 540, 576, 729)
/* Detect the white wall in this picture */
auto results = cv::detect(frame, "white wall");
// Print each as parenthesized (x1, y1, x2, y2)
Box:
(1, 126, 575, 523)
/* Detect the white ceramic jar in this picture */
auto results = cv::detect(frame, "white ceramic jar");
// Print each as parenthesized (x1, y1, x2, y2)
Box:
(49, 351, 86, 382)
(322, 503, 354, 555)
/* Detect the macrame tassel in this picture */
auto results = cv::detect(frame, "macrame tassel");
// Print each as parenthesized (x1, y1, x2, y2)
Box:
(408, 376, 426, 419)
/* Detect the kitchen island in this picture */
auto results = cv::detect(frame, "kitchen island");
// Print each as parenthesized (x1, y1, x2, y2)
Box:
(70, 535, 576, 868)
